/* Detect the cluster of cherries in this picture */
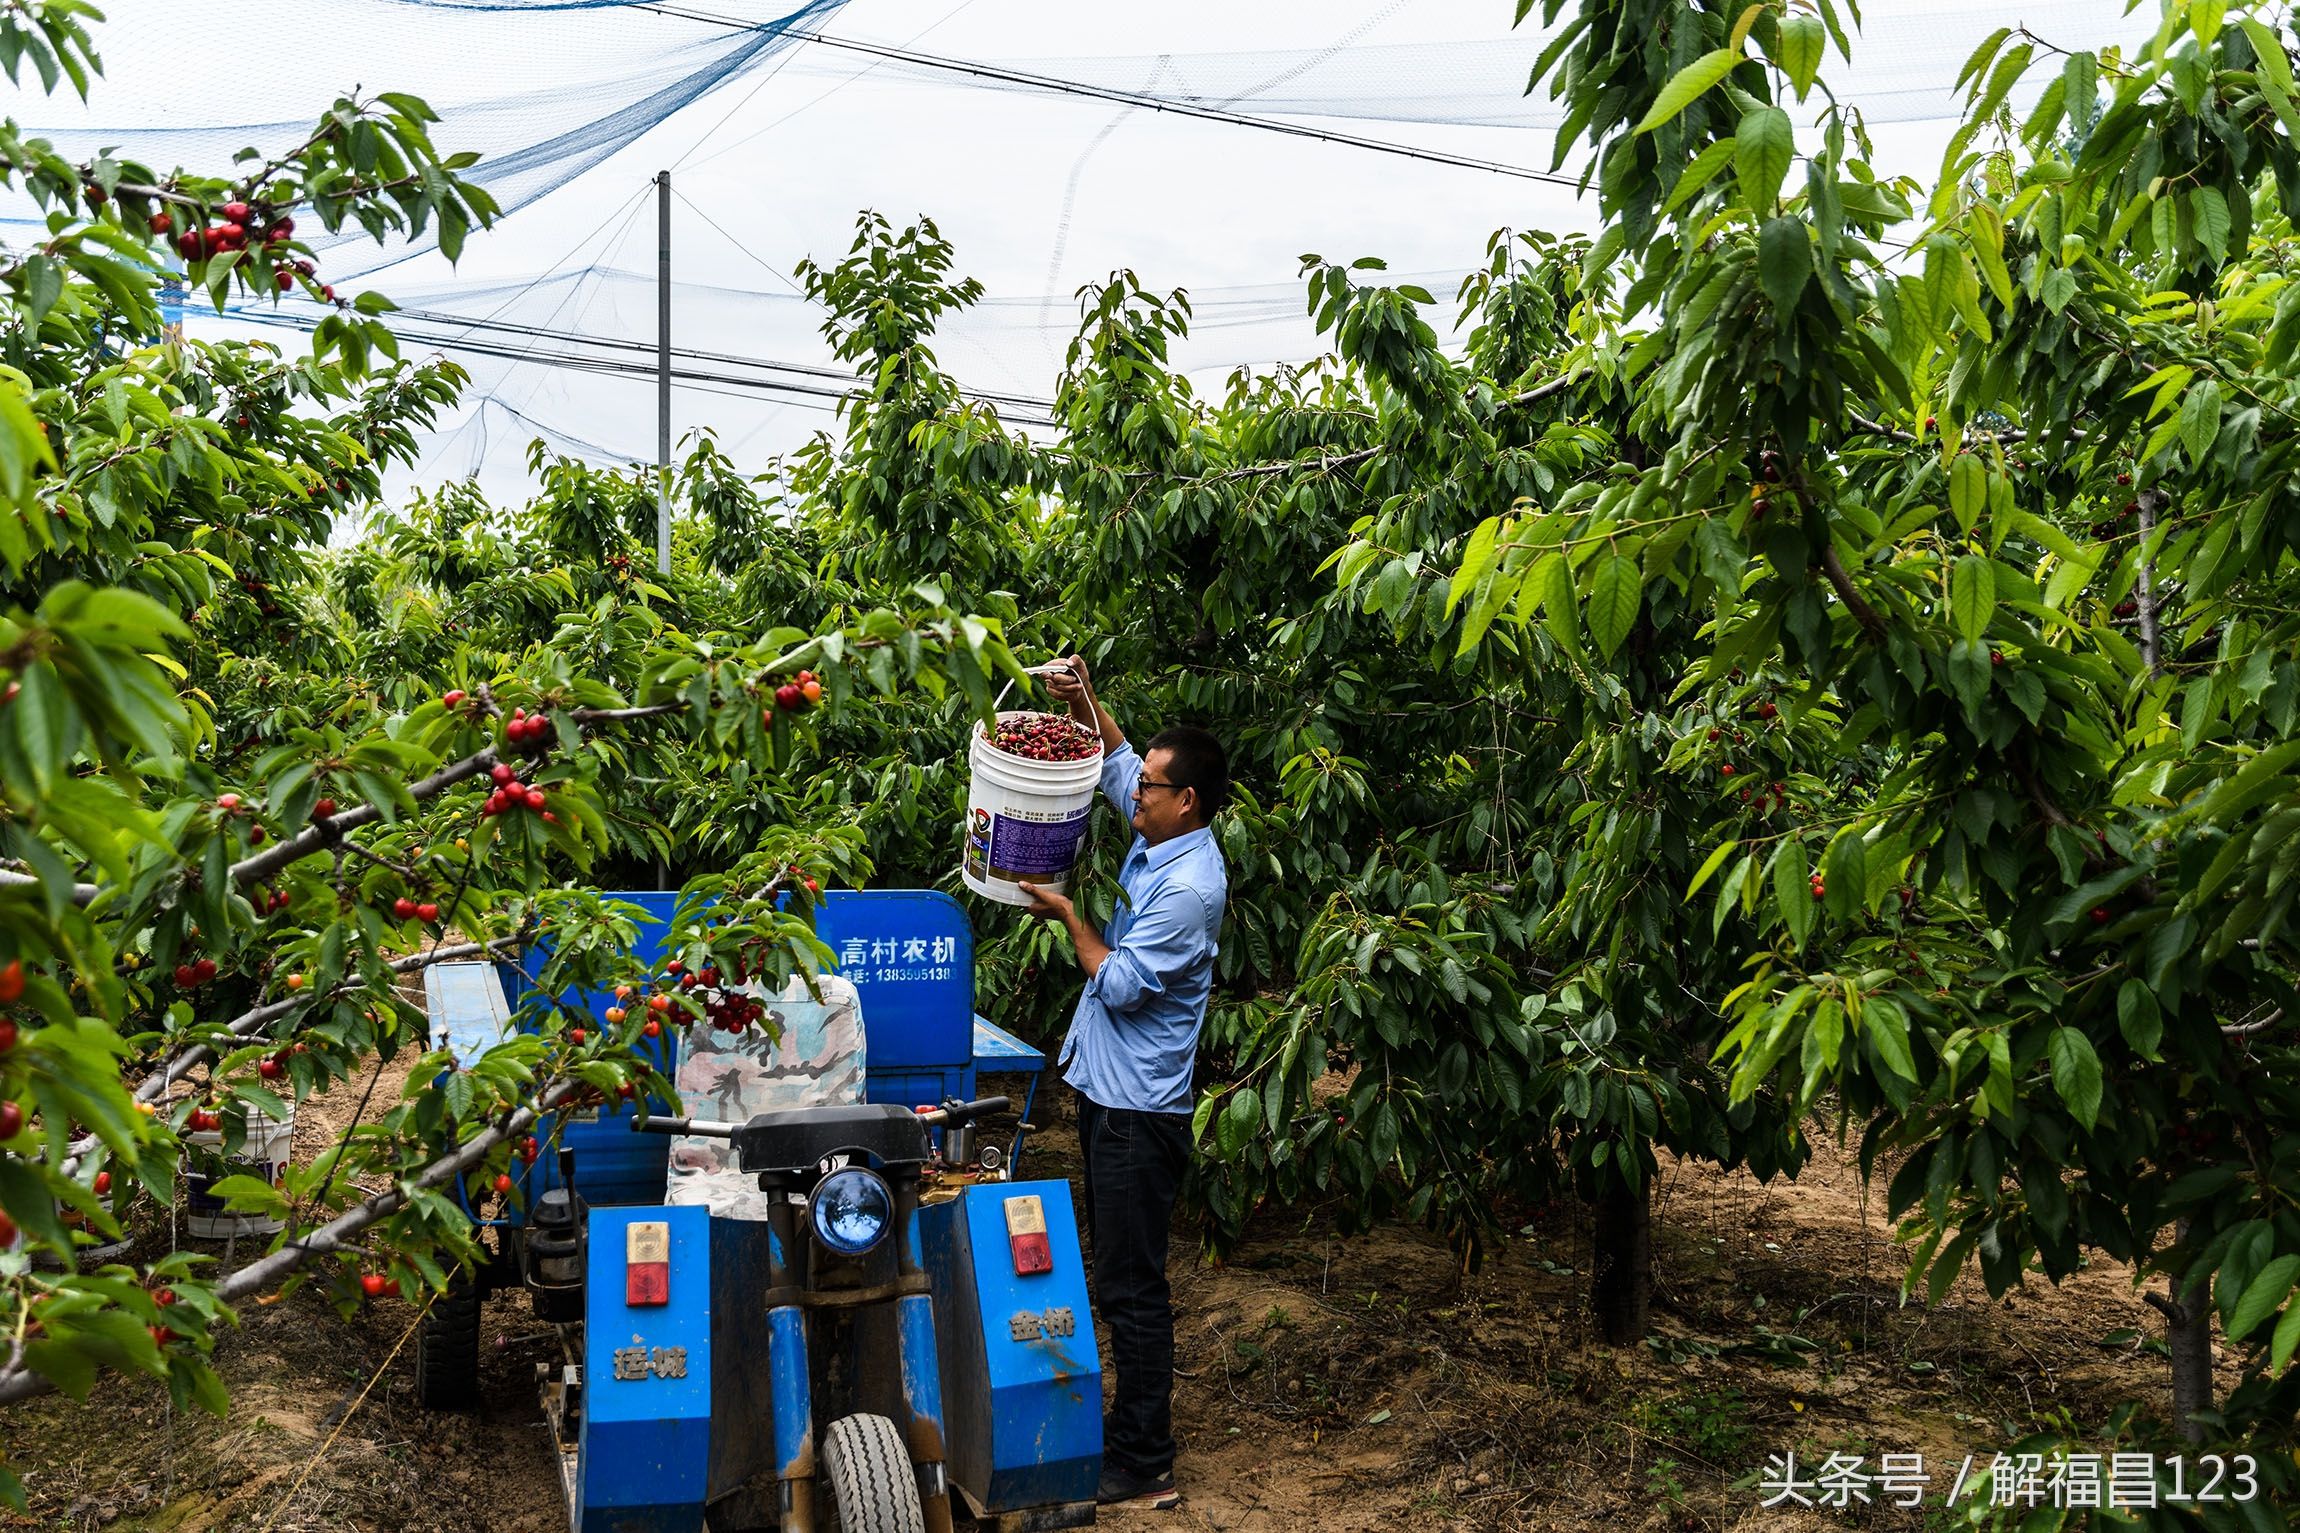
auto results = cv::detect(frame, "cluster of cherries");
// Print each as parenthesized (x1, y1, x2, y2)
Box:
(482, 762, 553, 820)
(391, 896, 441, 924)
(171, 956, 219, 989)
(504, 706, 553, 746)
(771, 670, 824, 713)
(215, 792, 269, 844)
(989, 712, 1100, 762)
(610, 958, 770, 1036)
(1750, 446, 1785, 521)
(237, 573, 284, 620)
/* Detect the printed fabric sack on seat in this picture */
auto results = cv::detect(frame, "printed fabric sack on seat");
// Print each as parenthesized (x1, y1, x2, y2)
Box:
(665, 971, 865, 1220)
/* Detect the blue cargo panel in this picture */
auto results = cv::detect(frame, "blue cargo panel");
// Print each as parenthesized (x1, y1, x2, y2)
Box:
(578, 1204, 712, 1533)
(499, 890, 984, 1200)
(815, 891, 975, 1110)
(920, 1180, 1101, 1515)
(516, 893, 686, 1209)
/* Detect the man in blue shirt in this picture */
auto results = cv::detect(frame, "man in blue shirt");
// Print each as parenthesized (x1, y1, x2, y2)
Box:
(1017, 655, 1228, 1512)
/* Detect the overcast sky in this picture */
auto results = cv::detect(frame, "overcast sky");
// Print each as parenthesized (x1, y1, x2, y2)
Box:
(26, 0, 2156, 508)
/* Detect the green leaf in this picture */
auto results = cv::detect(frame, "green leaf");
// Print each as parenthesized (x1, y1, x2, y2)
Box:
(2190, 185, 2231, 263)
(1771, 14, 1826, 98)
(1756, 217, 1812, 312)
(1949, 454, 1986, 533)
(2179, 377, 2223, 462)
(1735, 107, 1794, 211)
(2118, 980, 2163, 1058)
(1633, 48, 1744, 135)
(1945, 637, 1992, 719)
(2272, 1297, 2300, 1374)
(1585, 554, 1642, 659)
(1774, 841, 1812, 948)
(1664, 138, 1738, 214)
(1533, 552, 1579, 653)
(1217, 1087, 1259, 1157)
(2231, 1255, 2300, 1340)
(1687, 839, 1741, 899)
(1949, 554, 1996, 642)
(2047, 1028, 2103, 1130)
(1446, 517, 1502, 618)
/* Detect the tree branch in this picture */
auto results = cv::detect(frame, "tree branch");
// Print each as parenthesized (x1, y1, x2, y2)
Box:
(1818, 544, 1888, 637)
(2136, 488, 2166, 676)
(59, 937, 520, 1179)
(0, 1076, 583, 1408)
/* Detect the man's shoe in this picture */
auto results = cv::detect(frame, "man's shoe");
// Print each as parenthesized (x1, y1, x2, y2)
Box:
(1097, 1466, 1180, 1509)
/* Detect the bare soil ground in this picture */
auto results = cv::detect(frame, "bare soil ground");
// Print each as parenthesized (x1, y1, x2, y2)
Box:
(5, 1081, 2198, 1533)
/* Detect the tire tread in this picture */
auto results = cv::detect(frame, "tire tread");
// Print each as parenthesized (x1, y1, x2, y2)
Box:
(414, 1283, 482, 1409)
(821, 1412, 924, 1533)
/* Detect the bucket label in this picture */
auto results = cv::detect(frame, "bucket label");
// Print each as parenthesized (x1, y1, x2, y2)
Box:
(980, 805, 1091, 880)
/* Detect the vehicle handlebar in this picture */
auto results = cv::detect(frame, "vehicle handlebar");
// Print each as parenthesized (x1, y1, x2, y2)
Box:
(632, 1114, 737, 1139)
(915, 1096, 1011, 1127)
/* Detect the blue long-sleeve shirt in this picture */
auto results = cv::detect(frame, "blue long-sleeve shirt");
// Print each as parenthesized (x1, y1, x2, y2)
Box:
(1057, 740, 1229, 1114)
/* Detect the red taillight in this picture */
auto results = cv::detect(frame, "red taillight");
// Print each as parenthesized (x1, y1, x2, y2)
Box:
(626, 1220, 669, 1306)
(1004, 1194, 1052, 1275)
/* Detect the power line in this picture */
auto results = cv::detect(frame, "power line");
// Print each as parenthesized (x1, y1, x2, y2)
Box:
(382, 305, 1059, 412)
(632, 4, 1588, 190)
(229, 303, 1062, 427)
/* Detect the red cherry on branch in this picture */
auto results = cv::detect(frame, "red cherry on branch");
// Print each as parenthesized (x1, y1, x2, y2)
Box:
(494, 1173, 514, 1194)
(312, 798, 336, 820)
(443, 689, 466, 708)
(193, 958, 217, 983)
(0, 1100, 23, 1138)
(94, 1171, 111, 1194)
(417, 903, 440, 923)
(360, 1273, 388, 1299)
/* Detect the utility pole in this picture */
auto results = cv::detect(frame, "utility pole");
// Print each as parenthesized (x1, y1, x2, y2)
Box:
(656, 169, 672, 578)
(653, 170, 672, 893)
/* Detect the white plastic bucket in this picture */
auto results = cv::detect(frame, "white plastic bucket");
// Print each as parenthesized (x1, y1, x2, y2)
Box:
(45, 1186, 132, 1267)
(961, 711, 1105, 906)
(183, 1104, 293, 1238)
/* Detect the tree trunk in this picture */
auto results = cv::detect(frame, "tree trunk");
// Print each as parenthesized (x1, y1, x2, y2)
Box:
(2167, 1218, 2214, 1443)
(1591, 1177, 1652, 1343)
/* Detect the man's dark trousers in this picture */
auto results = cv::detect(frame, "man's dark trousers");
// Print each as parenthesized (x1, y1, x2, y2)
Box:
(1075, 1089, 1191, 1479)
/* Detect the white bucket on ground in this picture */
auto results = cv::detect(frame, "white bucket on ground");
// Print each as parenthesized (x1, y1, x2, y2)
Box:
(961, 711, 1105, 907)
(44, 1187, 132, 1267)
(183, 1104, 293, 1239)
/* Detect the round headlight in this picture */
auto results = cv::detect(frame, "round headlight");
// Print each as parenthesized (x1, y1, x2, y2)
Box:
(811, 1167, 893, 1256)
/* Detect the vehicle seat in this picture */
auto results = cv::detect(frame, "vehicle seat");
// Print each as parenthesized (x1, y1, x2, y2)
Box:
(664, 971, 865, 1220)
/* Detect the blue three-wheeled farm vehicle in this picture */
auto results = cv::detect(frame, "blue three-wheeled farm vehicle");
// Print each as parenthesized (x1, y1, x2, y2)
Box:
(420, 890, 1103, 1532)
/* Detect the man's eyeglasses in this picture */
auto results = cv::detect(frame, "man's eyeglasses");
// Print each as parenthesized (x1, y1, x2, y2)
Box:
(1136, 778, 1191, 797)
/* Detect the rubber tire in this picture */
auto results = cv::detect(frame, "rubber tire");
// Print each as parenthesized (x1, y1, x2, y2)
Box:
(414, 1282, 482, 1409)
(820, 1412, 926, 1533)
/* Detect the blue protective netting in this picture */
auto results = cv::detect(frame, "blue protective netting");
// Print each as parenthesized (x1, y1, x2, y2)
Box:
(6, 0, 847, 271)
(3, 0, 2158, 499)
